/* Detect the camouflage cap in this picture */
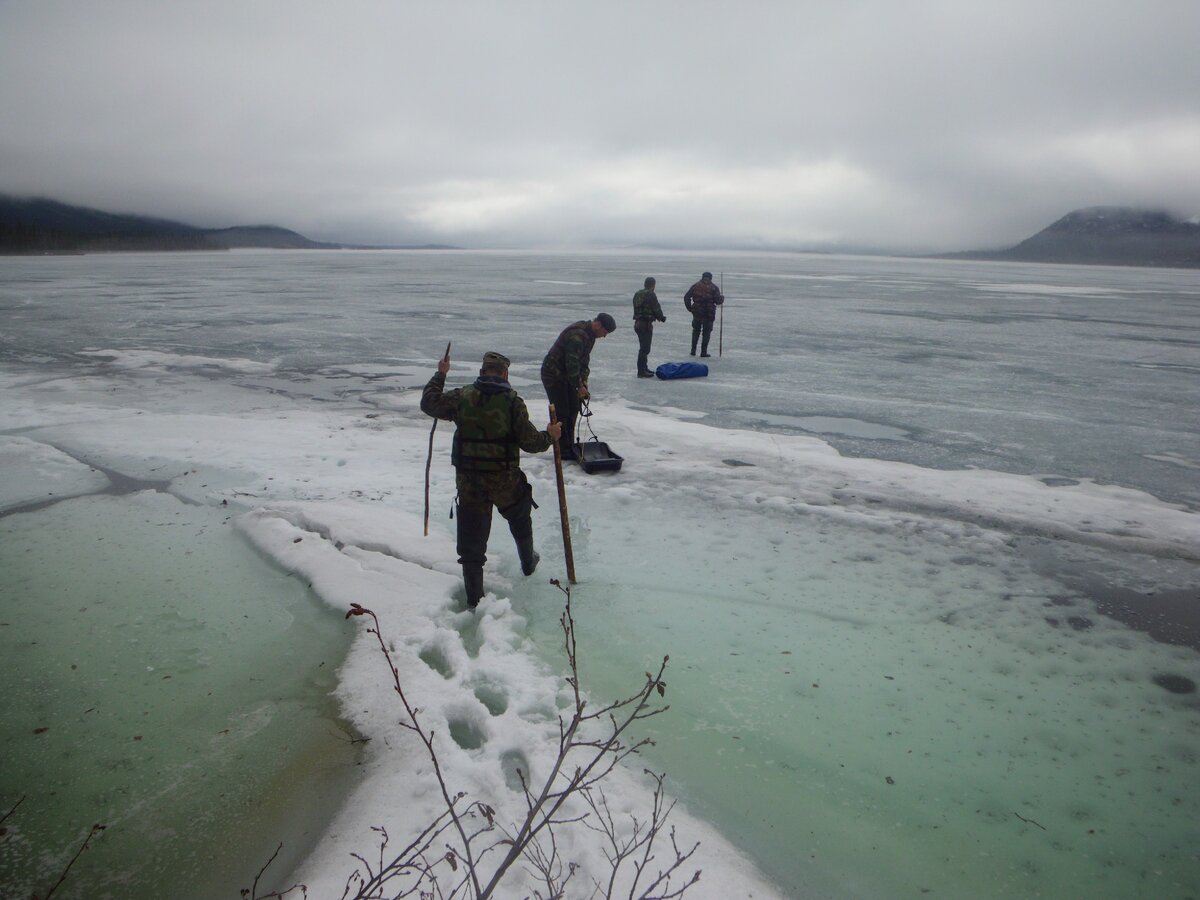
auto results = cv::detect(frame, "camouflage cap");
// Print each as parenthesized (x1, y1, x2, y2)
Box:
(481, 351, 511, 368)
(596, 312, 617, 333)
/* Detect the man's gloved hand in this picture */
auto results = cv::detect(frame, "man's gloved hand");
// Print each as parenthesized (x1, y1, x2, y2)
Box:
(658, 315, 666, 322)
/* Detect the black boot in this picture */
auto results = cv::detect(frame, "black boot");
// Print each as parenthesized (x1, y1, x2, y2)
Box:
(499, 479, 539, 576)
(515, 535, 539, 576)
(456, 502, 492, 609)
(462, 565, 485, 608)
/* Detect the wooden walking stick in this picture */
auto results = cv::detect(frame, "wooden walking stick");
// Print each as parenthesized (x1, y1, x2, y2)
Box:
(424, 341, 451, 536)
(719, 271, 724, 357)
(549, 402, 577, 584)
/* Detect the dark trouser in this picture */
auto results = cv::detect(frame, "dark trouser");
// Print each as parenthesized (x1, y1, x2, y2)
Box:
(691, 318, 714, 355)
(541, 374, 579, 454)
(635, 319, 654, 374)
(456, 469, 537, 606)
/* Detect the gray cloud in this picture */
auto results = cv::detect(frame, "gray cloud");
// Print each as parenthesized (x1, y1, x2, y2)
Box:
(2, 0, 1198, 251)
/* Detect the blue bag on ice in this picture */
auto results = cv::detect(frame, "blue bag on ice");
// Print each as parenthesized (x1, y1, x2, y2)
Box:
(655, 361, 709, 380)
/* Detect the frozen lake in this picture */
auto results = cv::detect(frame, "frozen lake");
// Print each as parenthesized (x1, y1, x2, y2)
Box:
(1, 249, 1198, 898)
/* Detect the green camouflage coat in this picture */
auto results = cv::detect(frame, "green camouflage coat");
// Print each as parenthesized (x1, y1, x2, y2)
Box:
(540, 320, 596, 390)
(632, 288, 665, 322)
(421, 372, 553, 472)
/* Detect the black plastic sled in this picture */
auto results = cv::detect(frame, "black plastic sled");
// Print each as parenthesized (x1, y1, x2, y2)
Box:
(573, 438, 623, 474)
(572, 399, 623, 473)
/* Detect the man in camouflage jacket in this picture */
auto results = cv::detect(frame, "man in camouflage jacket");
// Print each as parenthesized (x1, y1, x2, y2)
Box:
(422, 350, 562, 608)
(683, 271, 724, 357)
(632, 276, 666, 377)
(540, 313, 615, 459)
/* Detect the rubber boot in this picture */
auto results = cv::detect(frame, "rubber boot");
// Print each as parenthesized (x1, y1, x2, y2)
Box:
(462, 565, 485, 608)
(690, 330, 698, 356)
(456, 502, 492, 609)
(515, 535, 539, 576)
(499, 481, 539, 576)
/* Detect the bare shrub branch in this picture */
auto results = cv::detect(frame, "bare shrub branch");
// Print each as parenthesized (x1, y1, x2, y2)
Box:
(40, 822, 107, 900)
(251, 584, 701, 898)
(241, 841, 309, 900)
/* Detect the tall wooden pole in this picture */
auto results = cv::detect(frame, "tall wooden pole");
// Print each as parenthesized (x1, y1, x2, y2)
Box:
(549, 403, 577, 583)
(719, 271, 724, 357)
(424, 341, 451, 536)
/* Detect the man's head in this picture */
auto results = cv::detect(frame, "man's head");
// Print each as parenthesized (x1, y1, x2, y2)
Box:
(480, 351, 511, 377)
(701, 271, 713, 281)
(644, 276, 656, 289)
(592, 313, 617, 337)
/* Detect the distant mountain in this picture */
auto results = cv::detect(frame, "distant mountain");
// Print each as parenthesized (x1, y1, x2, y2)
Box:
(203, 225, 339, 250)
(954, 207, 1200, 269)
(0, 196, 338, 254)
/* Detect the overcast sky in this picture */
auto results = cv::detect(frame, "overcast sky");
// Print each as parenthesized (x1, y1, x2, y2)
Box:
(2, 1, 1198, 252)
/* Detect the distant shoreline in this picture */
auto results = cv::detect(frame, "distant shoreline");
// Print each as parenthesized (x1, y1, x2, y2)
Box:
(0, 194, 461, 254)
(0, 244, 461, 256)
(4, 196, 1197, 267)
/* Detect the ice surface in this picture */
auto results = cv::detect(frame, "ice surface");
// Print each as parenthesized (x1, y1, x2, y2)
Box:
(730, 411, 912, 440)
(0, 435, 109, 512)
(1, 250, 1197, 899)
(77, 348, 278, 374)
(510, 407, 1200, 897)
(236, 501, 779, 897)
(0, 491, 356, 898)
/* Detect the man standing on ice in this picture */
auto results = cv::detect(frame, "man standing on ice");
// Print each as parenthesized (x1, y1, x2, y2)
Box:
(684, 271, 724, 357)
(422, 350, 562, 609)
(632, 276, 666, 378)
(540, 313, 616, 459)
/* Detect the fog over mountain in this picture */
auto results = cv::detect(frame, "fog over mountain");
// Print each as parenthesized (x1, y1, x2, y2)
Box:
(5, 195, 1199, 269)
(951, 207, 1200, 268)
(0, 195, 457, 253)
(0, 195, 334, 253)
(1, 2, 1198, 252)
